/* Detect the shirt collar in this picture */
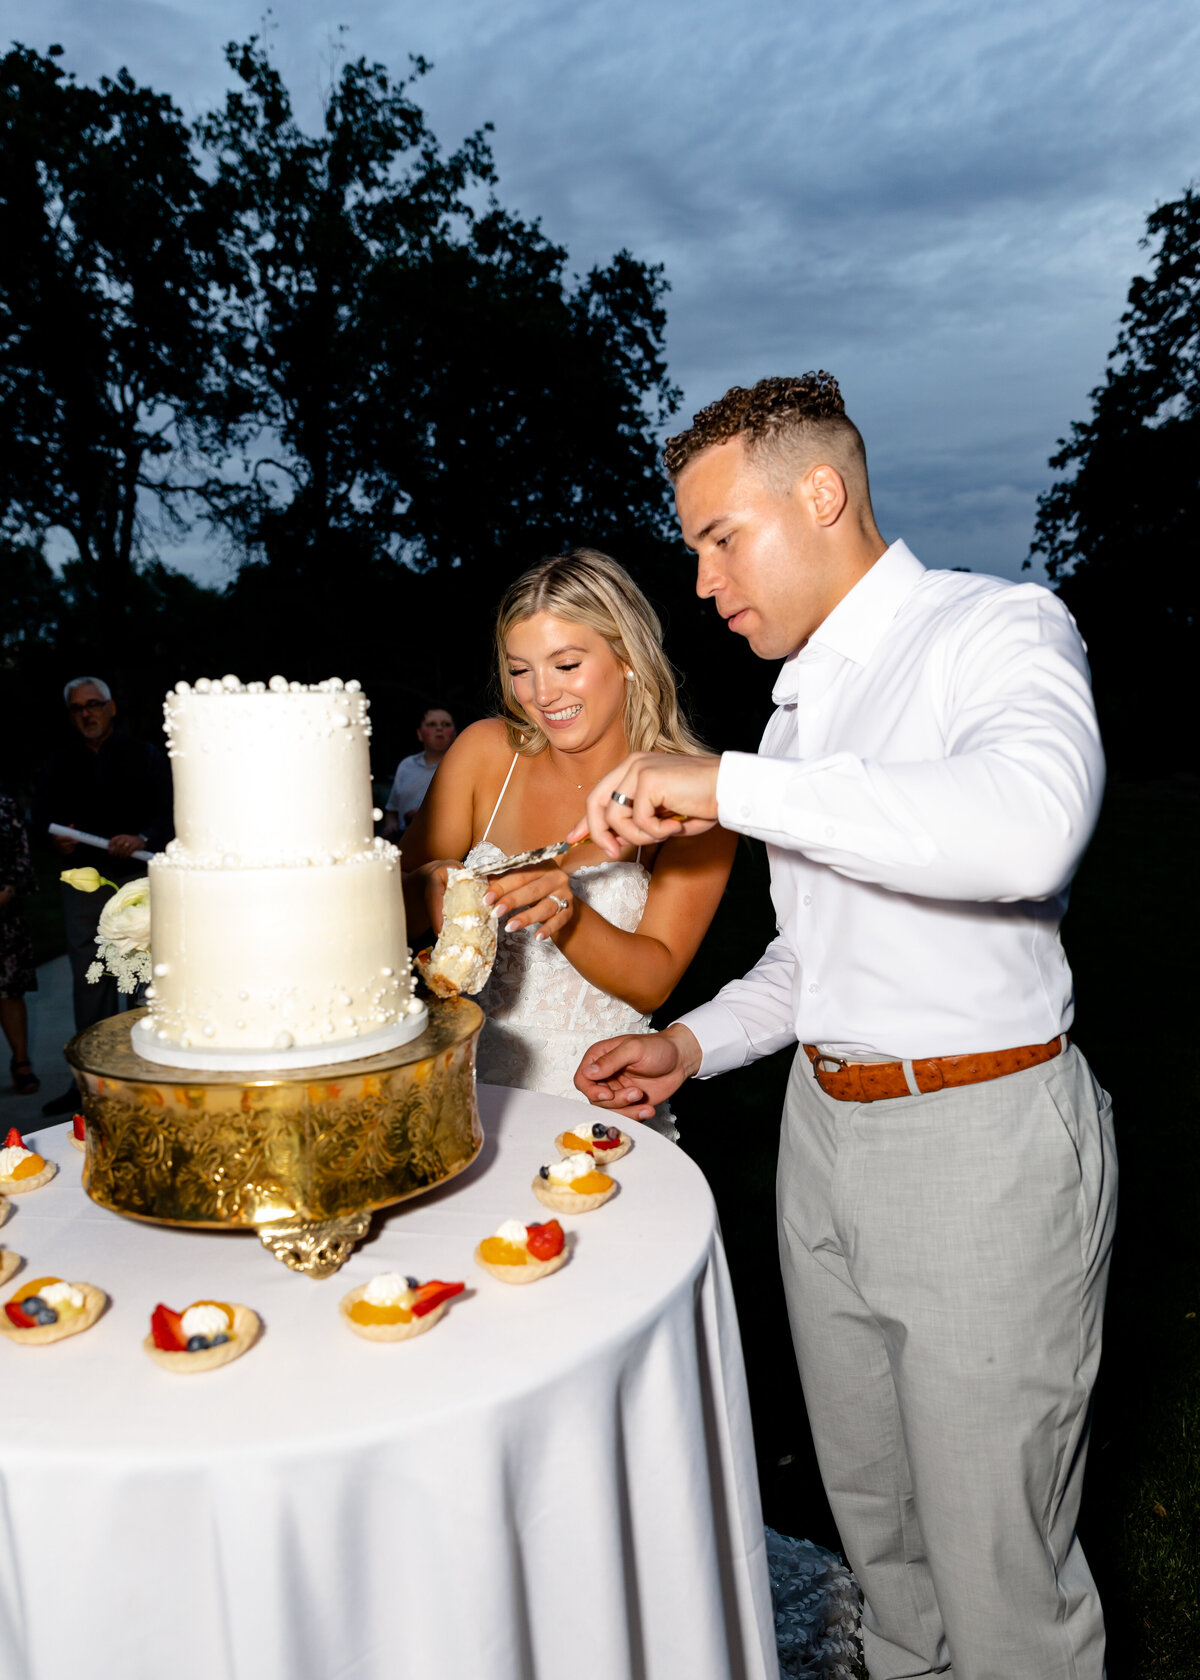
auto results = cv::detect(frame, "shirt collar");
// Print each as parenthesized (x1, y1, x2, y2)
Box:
(771, 540, 925, 705)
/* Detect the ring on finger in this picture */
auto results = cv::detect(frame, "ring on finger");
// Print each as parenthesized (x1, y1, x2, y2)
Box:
(550, 894, 569, 913)
(610, 791, 633, 807)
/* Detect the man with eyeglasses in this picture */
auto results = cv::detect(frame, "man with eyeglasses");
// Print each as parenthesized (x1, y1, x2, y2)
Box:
(33, 677, 173, 1114)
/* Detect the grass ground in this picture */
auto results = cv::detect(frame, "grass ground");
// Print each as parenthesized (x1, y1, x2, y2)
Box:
(661, 787, 1200, 1676)
(25, 790, 1199, 1668)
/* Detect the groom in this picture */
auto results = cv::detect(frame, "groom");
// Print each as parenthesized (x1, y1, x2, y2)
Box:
(571, 373, 1115, 1679)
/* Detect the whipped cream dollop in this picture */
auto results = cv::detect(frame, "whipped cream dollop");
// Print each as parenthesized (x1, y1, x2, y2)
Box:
(548, 1152, 596, 1185)
(493, 1218, 530, 1246)
(41, 1281, 85, 1310)
(180, 1303, 231, 1339)
(0, 1145, 33, 1176)
(363, 1272, 415, 1307)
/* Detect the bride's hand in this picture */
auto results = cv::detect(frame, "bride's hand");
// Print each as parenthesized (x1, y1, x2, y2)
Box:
(485, 865, 574, 943)
(411, 860, 456, 933)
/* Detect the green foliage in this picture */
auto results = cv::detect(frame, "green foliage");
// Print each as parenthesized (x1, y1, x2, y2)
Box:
(1031, 186, 1199, 775)
(0, 44, 218, 639)
(193, 37, 680, 566)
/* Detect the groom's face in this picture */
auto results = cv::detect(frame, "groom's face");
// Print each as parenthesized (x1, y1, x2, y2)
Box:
(675, 435, 842, 660)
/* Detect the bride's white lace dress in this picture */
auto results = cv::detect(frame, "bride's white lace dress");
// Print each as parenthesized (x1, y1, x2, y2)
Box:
(462, 756, 677, 1138)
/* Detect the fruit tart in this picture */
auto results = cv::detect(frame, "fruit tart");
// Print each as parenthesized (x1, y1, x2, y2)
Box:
(0, 1248, 19, 1287)
(70, 1113, 86, 1153)
(0, 1128, 57, 1194)
(145, 1299, 259, 1372)
(2, 1274, 106, 1345)
(532, 1152, 617, 1213)
(340, 1271, 465, 1341)
(474, 1218, 567, 1284)
(555, 1118, 631, 1164)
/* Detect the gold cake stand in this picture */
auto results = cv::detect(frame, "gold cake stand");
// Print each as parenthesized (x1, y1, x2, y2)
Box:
(65, 1000, 484, 1278)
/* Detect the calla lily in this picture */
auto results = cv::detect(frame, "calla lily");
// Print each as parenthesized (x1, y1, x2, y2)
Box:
(60, 867, 117, 893)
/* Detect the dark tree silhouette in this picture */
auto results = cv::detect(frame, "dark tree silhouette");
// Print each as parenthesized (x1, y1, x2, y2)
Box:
(0, 45, 220, 648)
(1030, 184, 1199, 775)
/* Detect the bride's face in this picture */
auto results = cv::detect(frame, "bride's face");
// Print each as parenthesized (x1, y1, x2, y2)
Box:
(505, 612, 628, 750)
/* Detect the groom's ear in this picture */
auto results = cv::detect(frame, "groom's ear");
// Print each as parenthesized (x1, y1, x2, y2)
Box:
(799, 462, 848, 528)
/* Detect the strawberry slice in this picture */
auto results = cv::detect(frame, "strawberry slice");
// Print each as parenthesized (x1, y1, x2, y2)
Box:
(409, 1279, 465, 1318)
(5, 1300, 36, 1329)
(3, 1128, 23, 1151)
(73, 1114, 86, 1140)
(593, 1135, 620, 1151)
(525, 1219, 565, 1260)
(150, 1303, 187, 1351)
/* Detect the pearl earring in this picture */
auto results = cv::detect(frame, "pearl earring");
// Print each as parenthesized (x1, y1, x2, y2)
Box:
(624, 670, 634, 681)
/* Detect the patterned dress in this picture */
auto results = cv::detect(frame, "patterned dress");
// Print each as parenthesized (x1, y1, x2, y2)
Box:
(0, 795, 38, 1000)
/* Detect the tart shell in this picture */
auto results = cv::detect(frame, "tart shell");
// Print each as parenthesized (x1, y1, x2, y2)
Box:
(143, 1303, 259, 1372)
(339, 1288, 451, 1341)
(473, 1243, 568, 1285)
(70, 1133, 85, 1153)
(555, 1129, 631, 1164)
(531, 1177, 617, 1214)
(1, 1283, 106, 1345)
(0, 1249, 20, 1287)
(0, 1160, 58, 1195)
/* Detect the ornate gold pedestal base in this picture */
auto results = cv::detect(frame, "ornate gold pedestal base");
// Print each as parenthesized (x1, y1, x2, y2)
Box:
(65, 1001, 483, 1277)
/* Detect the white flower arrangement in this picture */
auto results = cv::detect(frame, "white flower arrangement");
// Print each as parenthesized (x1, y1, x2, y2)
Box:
(62, 870, 153, 994)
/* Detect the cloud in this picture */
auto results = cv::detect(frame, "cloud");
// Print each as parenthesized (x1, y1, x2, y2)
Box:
(6, 0, 1199, 579)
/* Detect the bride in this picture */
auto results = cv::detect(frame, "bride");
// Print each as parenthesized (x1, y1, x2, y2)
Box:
(400, 549, 735, 1138)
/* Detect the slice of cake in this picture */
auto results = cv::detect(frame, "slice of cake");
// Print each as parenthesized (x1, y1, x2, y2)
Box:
(416, 869, 498, 998)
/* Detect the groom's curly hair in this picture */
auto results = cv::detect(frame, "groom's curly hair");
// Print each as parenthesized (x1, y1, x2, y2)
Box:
(664, 372, 867, 497)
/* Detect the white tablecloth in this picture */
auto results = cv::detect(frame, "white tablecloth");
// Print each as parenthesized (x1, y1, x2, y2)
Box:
(2, 1087, 779, 1680)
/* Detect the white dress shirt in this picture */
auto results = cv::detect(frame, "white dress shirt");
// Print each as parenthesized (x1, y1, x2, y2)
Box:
(675, 540, 1105, 1071)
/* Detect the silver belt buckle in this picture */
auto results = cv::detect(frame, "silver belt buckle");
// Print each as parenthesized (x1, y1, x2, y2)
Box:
(814, 1052, 850, 1075)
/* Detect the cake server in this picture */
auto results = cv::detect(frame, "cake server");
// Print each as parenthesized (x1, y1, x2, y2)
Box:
(468, 838, 584, 877)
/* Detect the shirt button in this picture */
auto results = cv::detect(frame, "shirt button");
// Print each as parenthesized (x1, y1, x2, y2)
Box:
(808, 982, 819, 994)
(802, 894, 812, 907)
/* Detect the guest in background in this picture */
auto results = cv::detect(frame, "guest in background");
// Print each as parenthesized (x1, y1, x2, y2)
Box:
(0, 789, 40, 1096)
(381, 705, 456, 838)
(33, 676, 172, 1115)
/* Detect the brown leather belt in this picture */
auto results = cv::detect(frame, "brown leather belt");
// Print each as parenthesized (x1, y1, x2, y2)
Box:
(803, 1034, 1069, 1103)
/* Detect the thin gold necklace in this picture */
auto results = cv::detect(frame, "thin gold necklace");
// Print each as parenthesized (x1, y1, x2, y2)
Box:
(547, 750, 584, 792)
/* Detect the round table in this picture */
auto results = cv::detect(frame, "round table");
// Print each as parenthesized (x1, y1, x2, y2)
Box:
(1, 1087, 779, 1680)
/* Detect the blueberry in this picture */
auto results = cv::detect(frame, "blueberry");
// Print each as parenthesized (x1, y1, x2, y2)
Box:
(22, 1295, 46, 1313)
(186, 1334, 210, 1352)
(539, 1164, 550, 1179)
(592, 1122, 607, 1139)
(209, 1332, 230, 1347)
(405, 1275, 419, 1289)
(34, 1306, 58, 1325)
(606, 1126, 620, 1140)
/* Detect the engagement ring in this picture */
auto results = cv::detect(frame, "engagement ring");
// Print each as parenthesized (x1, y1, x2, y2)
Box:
(610, 791, 632, 807)
(551, 895, 569, 913)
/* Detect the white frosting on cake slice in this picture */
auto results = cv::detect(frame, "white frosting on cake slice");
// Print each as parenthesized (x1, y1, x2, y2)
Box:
(417, 870, 497, 998)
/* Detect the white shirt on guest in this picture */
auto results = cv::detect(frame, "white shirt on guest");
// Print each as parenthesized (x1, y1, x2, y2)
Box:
(674, 539, 1105, 1070)
(385, 752, 440, 831)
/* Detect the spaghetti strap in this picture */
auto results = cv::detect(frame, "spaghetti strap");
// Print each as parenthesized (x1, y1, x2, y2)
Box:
(481, 755, 519, 843)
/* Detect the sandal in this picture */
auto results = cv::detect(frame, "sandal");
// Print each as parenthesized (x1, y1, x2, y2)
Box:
(9, 1059, 39, 1096)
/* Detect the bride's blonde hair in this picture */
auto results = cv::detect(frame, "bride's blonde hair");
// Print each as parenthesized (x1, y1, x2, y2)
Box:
(495, 549, 707, 758)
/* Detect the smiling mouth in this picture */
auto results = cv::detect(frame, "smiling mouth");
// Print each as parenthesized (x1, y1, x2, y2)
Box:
(542, 705, 582, 723)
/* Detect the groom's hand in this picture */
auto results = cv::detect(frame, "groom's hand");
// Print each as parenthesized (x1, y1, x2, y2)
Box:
(569, 752, 721, 859)
(573, 1024, 703, 1121)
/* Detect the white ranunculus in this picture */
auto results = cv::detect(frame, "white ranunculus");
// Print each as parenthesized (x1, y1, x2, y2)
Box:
(60, 867, 115, 893)
(96, 878, 151, 955)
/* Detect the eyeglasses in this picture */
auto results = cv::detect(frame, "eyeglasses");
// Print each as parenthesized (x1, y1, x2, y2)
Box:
(67, 698, 110, 715)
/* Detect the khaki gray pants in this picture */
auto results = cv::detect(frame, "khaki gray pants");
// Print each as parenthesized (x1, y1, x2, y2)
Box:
(778, 1043, 1116, 1679)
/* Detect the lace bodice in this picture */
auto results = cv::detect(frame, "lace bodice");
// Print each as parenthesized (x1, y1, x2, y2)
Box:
(464, 834, 677, 1139)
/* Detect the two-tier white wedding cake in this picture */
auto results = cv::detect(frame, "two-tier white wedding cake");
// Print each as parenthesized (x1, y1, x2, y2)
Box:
(130, 674, 426, 1071)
